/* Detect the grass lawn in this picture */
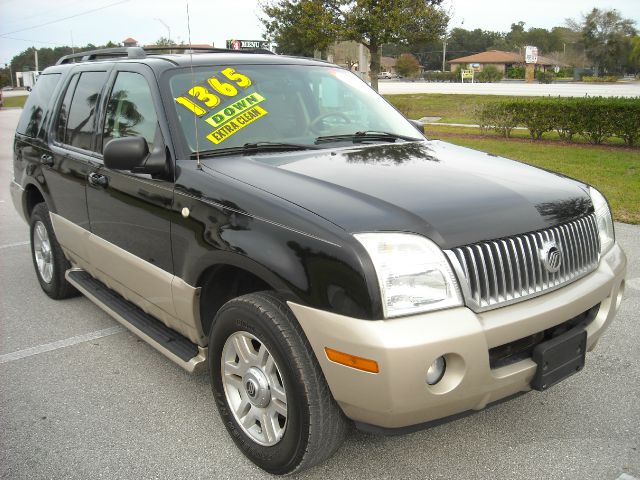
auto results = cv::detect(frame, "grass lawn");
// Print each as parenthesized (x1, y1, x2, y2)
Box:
(384, 93, 521, 124)
(432, 134, 640, 224)
(2, 95, 28, 108)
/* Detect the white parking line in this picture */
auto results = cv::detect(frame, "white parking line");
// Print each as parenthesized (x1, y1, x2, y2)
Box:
(616, 474, 639, 480)
(0, 325, 126, 364)
(0, 240, 30, 249)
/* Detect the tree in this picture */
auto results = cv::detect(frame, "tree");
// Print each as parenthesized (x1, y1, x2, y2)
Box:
(261, 0, 448, 91)
(395, 53, 420, 77)
(10, 42, 122, 73)
(0, 68, 10, 88)
(566, 8, 637, 74)
(261, 0, 342, 58)
(154, 36, 176, 47)
(630, 36, 640, 73)
(341, 0, 447, 91)
(504, 21, 526, 50)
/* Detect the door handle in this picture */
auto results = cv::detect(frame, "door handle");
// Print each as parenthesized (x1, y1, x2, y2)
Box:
(88, 172, 109, 188)
(40, 154, 54, 167)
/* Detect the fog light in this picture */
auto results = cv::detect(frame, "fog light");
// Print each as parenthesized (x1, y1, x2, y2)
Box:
(426, 356, 446, 385)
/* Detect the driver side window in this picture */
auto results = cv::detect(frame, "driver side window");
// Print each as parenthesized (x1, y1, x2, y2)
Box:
(103, 72, 158, 151)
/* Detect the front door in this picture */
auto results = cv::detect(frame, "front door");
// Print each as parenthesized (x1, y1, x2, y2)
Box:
(85, 64, 175, 314)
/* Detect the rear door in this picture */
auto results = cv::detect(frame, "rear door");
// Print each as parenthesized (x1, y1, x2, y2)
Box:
(13, 72, 64, 213)
(46, 67, 111, 258)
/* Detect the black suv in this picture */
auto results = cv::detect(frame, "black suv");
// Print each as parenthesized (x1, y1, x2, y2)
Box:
(11, 47, 627, 474)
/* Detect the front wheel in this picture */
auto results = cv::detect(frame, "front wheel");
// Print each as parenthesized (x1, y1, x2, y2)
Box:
(209, 292, 349, 474)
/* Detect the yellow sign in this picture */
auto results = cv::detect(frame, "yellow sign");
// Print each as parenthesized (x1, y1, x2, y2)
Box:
(206, 106, 268, 144)
(461, 69, 474, 79)
(205, 93, 266, 128)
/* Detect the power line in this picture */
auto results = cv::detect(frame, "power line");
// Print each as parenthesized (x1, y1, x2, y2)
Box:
(1, 36, 66, 45)
(0, 0, 130, 38)
(9, 0, 80, 24)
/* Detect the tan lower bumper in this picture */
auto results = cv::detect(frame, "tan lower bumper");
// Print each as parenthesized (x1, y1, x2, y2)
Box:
(288, 243, 627, 429)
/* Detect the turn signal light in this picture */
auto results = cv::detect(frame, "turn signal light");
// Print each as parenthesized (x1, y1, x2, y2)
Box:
(324, 347, 379, 373)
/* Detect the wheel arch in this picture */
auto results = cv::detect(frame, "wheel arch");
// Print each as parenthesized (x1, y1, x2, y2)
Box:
(196, 262, 291, 337)
(24, 183, 46, 219)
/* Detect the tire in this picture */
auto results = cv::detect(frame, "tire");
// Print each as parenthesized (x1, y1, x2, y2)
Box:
(29, 203, 78, 299)
(209, 292, 349, 475)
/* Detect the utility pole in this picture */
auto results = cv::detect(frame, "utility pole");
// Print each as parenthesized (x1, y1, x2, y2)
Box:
(34, 48, 39, 73)
(155, 18, 172, 54)
(6, 63, 14, 88)
(442, 36, 447, 72)
(155, 18, 171, 46)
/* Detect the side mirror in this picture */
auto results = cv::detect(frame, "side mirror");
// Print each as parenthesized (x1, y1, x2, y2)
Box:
(409, 119, 425, 134)
(104, 136, 149, 171)
(103, 136, 166, 176)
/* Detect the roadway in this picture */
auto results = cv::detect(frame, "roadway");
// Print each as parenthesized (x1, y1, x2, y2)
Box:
(379, 80, 640, 97)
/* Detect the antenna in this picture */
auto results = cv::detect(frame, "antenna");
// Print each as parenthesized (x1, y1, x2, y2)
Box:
(185, 0, 201, 169)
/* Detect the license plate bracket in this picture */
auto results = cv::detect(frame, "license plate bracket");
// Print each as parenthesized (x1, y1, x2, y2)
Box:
(531, 327, 587, 391)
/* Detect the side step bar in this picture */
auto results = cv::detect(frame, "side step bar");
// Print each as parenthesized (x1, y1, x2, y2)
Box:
(66, 269, 207, 373)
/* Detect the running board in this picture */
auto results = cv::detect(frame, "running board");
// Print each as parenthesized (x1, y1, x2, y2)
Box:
(66, 269, 207, 373)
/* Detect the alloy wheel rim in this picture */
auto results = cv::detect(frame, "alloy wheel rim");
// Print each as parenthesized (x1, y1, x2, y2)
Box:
(33, 221, 53, 283)
(221, 331, 288, 446)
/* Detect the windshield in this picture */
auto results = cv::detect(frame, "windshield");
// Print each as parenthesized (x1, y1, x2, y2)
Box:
(167, 64, 422, 154)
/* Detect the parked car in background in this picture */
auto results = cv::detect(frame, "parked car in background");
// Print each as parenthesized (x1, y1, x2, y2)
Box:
(377, 71, 396, 79)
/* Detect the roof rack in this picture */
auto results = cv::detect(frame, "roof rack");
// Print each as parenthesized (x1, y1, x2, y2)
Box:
(56, 45, 274, 65)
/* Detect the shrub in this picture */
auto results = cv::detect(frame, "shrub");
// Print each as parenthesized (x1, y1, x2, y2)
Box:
(475, 96, 640, 146)
(551, 98, 581, 141)
(574, 97, 614, 144)
(556, 67, 574, 78)
(583, 76, 618, 83)
(475, 102, 518, 138)
(536, 71, 555, 84)
(521, 99, 556, 139)
(423, 71, 457, 82)
(395, 53, 420, 78)
(476, 65, 503, 83)
(507, 66, 525, 79)
(607, 99, 640, 146)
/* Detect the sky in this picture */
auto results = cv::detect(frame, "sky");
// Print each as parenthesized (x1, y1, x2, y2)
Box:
(1, 0, 639, 66)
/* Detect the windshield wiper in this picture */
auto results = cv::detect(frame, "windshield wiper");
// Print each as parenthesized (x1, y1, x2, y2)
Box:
(191, 141, 322, 159)
(315, 130, 422, 145)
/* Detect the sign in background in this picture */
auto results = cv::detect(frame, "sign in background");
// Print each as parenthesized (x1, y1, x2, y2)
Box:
(525, 45, 538, 64)
(226, 39, 270, 50)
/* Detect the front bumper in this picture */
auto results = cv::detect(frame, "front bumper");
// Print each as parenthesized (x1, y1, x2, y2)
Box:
(288, 243, 627, 429)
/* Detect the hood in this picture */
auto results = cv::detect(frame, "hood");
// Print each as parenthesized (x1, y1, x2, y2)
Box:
(201, 141, 593, 249)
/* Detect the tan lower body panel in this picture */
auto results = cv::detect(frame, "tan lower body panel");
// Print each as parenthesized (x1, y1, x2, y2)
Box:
(66, 269, 208, 373)
(289, 243, 627, 429)
(49, 212, 205, 347)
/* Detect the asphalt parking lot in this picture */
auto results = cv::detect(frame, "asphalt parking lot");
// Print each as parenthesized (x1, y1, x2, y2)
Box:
(0, 107, 638, 479)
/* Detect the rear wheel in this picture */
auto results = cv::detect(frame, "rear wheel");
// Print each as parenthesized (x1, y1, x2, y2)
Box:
(209, 292, 349, 474)
(29, 203, 78, 299)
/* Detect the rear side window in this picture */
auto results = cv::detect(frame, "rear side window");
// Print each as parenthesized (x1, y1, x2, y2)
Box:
(103, 72, 158, 151)
(15, 74, 61, 138)
(57, 71, 108, 151)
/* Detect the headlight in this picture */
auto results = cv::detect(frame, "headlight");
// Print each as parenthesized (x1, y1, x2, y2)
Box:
(589, 187, 614, 254)
(354, 233, 462, 318)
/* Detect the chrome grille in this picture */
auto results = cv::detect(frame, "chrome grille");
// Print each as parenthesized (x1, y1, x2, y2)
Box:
(446, 214, 600, 311)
